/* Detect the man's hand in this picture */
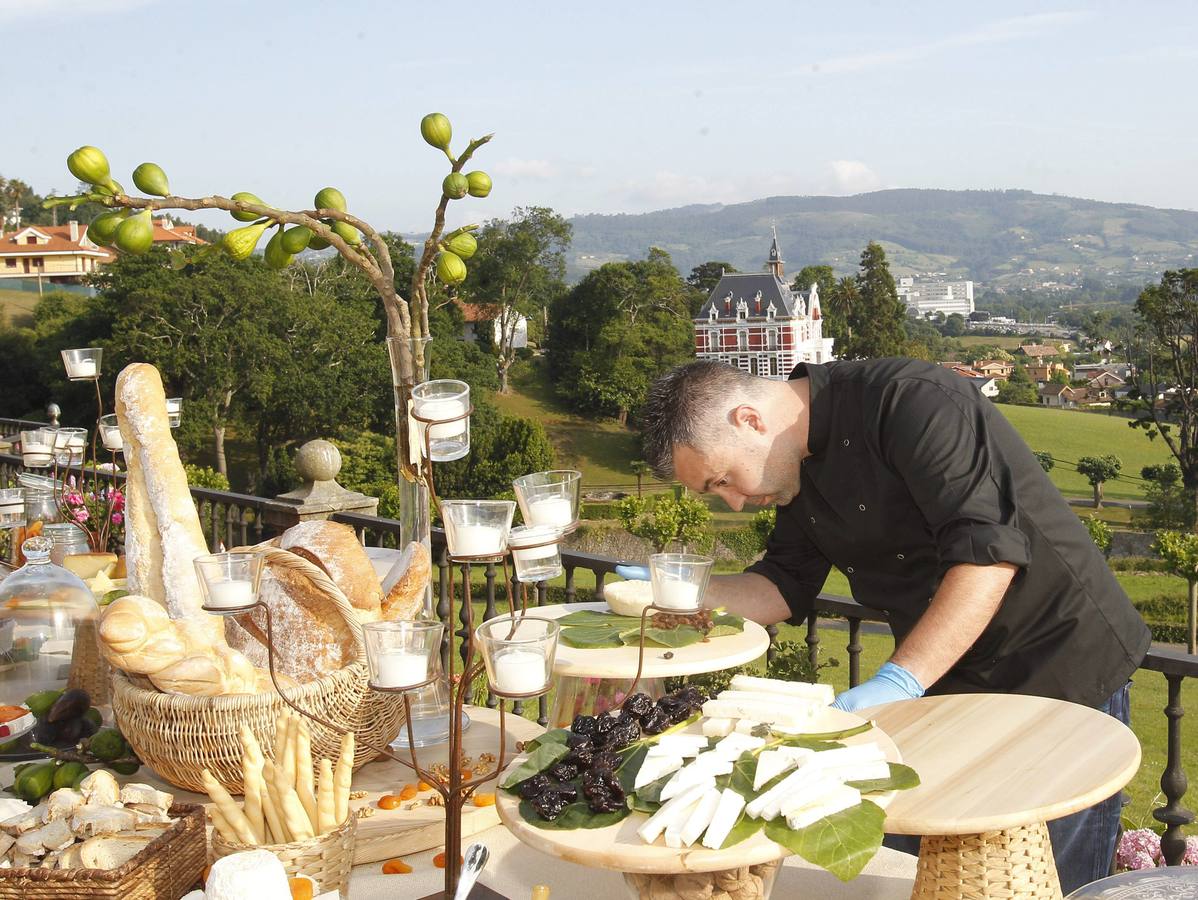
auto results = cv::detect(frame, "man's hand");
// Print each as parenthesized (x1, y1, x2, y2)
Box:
(832, 661, 924, 712)
(615, 564, 650, 580)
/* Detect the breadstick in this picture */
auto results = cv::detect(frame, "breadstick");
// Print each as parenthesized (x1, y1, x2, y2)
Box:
(295, 718, 318, 829)
(260, 760, 288, 844)
(282, 713, 298, 789)
(201, 769, 257, 845)
(273, 712, 289, 768)
(270, 757, 314, 841)
(317, 758, 336, 834)
(334, 732, 354, 825)
(210, 805, 236, 843)
(239, 726, 266, 843)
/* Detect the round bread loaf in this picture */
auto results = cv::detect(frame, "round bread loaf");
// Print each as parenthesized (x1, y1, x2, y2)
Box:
(279, 521, 382, 616)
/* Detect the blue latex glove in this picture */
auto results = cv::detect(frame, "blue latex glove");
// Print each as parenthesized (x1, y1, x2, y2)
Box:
(615, 564, 650, 580)
(831, 661, 925, 712)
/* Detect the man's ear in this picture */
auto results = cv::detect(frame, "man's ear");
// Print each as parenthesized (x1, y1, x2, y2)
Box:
(730, 404, 766, 434)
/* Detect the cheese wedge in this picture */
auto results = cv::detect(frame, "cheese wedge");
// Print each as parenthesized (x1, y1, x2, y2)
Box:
(702, 717, 735, 738)
(784, 784, 862, 830)
(635, 754, 684, 790)
(753, 748, 812, 791)
(747, 765, 839, 820)
(690, 752, 735, 776)
(659, 767, 716, 802)
(637, 784, 707, 844)
(701, 789, 747, 850)
(729, 675, 836, 705)
(679, 790, 722, 847)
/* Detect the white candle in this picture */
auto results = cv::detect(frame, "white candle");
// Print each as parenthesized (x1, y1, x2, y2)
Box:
(418, 399, 467, 441)
(449, 524, 505, 557)
(67, 358, 96, 378)
(101, 429, 123, 451)
(206, 578, 254, 608)
(526, 496, 573, 528)
(493, 648, 548, 694)
(374, 649, 429, 688)
(22, 444, 53, 466)
(656, 579, 701, 610)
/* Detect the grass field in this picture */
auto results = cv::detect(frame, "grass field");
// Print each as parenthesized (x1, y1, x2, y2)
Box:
(0, 289, 39, 327)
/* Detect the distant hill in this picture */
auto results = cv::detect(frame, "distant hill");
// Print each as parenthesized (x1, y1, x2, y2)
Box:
(566, 189, 1198, 288)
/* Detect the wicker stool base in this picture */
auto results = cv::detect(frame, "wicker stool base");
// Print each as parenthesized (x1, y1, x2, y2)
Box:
(912, 821, 1062, 900)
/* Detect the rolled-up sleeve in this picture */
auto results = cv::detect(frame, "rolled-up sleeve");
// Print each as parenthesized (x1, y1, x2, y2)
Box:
(880, 376, 1031, 571)
(745, 506, 831, 623)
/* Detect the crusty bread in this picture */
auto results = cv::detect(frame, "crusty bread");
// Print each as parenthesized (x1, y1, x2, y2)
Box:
(79, 833, 154, 870)
(278, 521, 382, 616)
(382, 542, 431, 621)
(97, 595, 189, 675)
(148, 645, 259, 696)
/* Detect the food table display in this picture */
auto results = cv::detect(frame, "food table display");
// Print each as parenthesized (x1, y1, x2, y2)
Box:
(540, 600, 771, 727)
(864, 693, 1142, 900)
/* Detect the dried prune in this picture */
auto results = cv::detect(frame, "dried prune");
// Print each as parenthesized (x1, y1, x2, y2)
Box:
(594, 714, 617, 735)
(548, 762, 579, 782)
(590, 751, 620, 773)
(582, 770, 626, 812)
(564, 744, 594, 768)
(518, 773, 553, 800)
(571, 715, 597, 736)
(658, 697, 691, 724)
(624, 692, 654, 717)
(566, 732, 594, 750)
(615, 709, 638, 728)
(640, 706, 672, 734)
(530, 790, 570, 820)
(611, 722, 640, 747)
(677, 686, 707, 709)
(555, 782, 578, 803)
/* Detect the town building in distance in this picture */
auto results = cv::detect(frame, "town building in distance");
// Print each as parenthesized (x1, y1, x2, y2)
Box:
(693, 231, 835, 379)
(897, 276, 975, 318)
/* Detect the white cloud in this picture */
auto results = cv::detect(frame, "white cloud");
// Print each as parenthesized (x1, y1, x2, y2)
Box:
(829, 160, 882, 194)
(492, 158, 558, 180)
(0, 0, 159, 22)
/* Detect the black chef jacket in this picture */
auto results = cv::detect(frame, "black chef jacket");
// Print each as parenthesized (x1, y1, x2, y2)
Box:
(746, 358, 1150, 709)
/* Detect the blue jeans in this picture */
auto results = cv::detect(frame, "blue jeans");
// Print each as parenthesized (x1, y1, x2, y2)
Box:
(883, 683, 1131, 895)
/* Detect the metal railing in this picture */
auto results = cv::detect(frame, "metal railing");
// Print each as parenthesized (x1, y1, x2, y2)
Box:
(0, 447, 1191, 863)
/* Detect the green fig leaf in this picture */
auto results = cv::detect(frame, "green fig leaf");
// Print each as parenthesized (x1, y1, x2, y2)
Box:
(558, 626, 625, 649)
(518, 798, 629, 830)
(519, 728, 570, 754)
(720, 809, 766, 849)
(846, 763, 921, 794)
(763, 800, 886, 882)
(499, 742, 570, 791)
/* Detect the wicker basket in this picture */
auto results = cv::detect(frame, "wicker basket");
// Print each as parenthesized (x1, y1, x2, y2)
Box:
(67, 618, 110, 706)
(0, 803, 206, 900)
(111, 544, 407, 794)
(211, 813, 356, 899)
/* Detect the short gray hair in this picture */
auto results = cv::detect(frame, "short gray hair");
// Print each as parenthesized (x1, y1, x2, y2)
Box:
(641, 361, 766, 479)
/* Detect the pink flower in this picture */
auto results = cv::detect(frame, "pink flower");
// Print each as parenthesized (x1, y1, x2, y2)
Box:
(1117, 829, 1161, 870)
(71, 507, 89, 523)
(111, 512, 123, 525)
(62, 490, 83, 506)
(1185, 835, 1198, 866)
(111, 491, 125, 512)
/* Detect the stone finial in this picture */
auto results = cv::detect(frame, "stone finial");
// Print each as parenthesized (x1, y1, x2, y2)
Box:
(46, 403, 61, 426)
(294, 439, 342, 485)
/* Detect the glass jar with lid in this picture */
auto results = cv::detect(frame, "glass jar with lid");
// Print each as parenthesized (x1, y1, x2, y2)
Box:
(0, 489, 22, 569)
(14, 473, 63, 566)
(44, 524, 90, 567)
(0, 536, 95, 704)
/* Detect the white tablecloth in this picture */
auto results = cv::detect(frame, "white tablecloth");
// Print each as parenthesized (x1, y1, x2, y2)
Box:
(347, 823, 917, 898)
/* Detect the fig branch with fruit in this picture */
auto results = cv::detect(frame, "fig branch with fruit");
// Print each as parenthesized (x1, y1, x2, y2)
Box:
(46, 112, 492, 478)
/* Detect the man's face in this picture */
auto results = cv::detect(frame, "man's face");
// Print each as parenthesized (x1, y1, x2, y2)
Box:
(672, 410, 801, 511)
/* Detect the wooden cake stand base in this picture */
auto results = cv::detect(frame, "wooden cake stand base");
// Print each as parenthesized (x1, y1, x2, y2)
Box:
(418, 886, 509, 900)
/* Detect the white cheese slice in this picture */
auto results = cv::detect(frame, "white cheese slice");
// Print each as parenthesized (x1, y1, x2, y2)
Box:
(820, 760, 892, 783)
(650, 734, 710, 757)
(703, 699, 821, 728)
(784, 785, 862, 830)
(635, 754, 684, 790)
(729, 675, 836, 704)
(702, 717, 735, 737)
(806, 743, 887, 769)
(712, 732, 766, 760)
(753, 748, 809, 791)
(778, 777, 852, 819)
(637, 784, 708, 844)
(659, 767, 716, 802)
(678, 789, 722, 847)
(701, 789, 747, 850)
(690, 752, 735, 776)
(734, 719, 760, 735)
(746, 764, 837, 820)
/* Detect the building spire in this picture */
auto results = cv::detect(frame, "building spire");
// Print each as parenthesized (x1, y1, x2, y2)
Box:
(767, 224, 784, 280)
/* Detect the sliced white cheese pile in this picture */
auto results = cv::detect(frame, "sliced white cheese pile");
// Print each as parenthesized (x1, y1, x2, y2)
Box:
(701, 696, 822, 728)
(747, 764, 841, 821)
(711, 732, 765, 760)
(784, 783, 861, 830)
(637, 783, 708, 844)
(729, 674, 836, 705)
(659, 767, 716, 802)
(702, 717, 735, 738)
(648, 734, 710, 757)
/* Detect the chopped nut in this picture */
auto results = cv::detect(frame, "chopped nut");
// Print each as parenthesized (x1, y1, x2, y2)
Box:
(357, 806, 376, 819)
(477, 752, 496, 765)
(348, 790, 369, 800)
(401, 799, 426, 811)
(426, 794, 445, 807)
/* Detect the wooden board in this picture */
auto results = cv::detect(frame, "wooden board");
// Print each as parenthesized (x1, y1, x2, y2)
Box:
(538, 602, 772, 679)
(496, 706, 902, 875)
(862, 693, 1141, 835)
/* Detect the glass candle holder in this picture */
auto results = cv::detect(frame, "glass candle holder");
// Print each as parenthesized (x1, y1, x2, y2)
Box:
(476, 614, 560, 697)
(165, 398, 183, 429)
(441, 500, 515, 560)
(193, 551, 265, 611)
(411, 379, 470, 462)
(649, 553, 714, 612)
(52, 427, 87, 467)
(507, 525, 563, 583)
(20, 429, 57, 468)
(98, 414, 123, 452)
(363, 620, 444, 691)
(61, 347, 102, 381)
(0, 489, 23, 526)
(513, 470, 581, 533)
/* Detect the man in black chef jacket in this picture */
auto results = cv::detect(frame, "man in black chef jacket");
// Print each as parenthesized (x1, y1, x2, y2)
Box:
(625, 357, 1150, 893)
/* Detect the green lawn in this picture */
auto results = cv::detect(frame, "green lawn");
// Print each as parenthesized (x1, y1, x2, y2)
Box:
(0, 289, 39, 327)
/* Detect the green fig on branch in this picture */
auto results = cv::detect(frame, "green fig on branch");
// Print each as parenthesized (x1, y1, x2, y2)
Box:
(466, 171, 492, 198)
(443, 231, 477, 259)
(223, 221, 270, 260)
(263, 230, 293, 269)
(314, 187, 347, 212)
(230, 192, 265, 223)
(331, 220, 361, 246)
(307, 234, 331, 251)
(280, 225, 313, 254)
(93, 180, 126, 198)
(436, 250, 467, 285)
(132, 162, 170, 197)
(87, 210, 124, 246)
(67, 146, 111, 187)
(420, 113, 453, 152)
(114, 209, 154, 255)
(442, 173, 469, 200)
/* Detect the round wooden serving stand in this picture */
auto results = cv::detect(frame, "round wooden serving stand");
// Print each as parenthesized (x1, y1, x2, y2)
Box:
(497, 707, 903, 899)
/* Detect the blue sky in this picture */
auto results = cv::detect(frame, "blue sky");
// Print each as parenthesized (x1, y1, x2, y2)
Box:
(4, 1, 1197, 232)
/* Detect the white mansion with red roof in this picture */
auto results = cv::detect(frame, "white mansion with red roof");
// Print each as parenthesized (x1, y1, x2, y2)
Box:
(693, 232, 835, 379)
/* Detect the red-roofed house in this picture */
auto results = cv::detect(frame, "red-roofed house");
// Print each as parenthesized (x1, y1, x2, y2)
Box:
(457, 301, 529, 349)
(0, 222, 112, 283)
(151, 217, 205, 246)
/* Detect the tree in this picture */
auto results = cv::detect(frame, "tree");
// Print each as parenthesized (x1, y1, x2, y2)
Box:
(1009, 365, 1031, 384)
(615, 493, 711, 552)
(1142, 464, 1193, 530)
(822, 276, 860, 352)
(941, 313, 966, 337)
(1153, 531, 1198, 652)
(1050, 368, 1071, 385)
(791, 265, 835, 299)
(464, 207, 571, 393)
(1127, 269, 1198, 530)
(1034, 451, 1055, 472)
(996, 380, 1037, 405)
(630, 460, 652, 498)
(1076, 454, 1122, 508)
(840, 242, 907, 359)
(688, 261, 737, 296)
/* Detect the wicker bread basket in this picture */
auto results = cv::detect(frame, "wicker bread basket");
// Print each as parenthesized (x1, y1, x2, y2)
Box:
(0, 803, 206, 900)
(67, 618, 110, 706)
(211, 812, 356, 899)
(111, 543, 407, 794)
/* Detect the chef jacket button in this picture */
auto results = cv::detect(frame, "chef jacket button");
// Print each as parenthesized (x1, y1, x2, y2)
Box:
(897, 553, 905, 560)
(842, 439, 850, 447)
(846, 566, 855, 574)
(858, 504, 866, 511)
(810, 516, 816, 524)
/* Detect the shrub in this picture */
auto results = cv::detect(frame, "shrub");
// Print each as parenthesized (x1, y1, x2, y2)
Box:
(1084, 515, 1112, 555)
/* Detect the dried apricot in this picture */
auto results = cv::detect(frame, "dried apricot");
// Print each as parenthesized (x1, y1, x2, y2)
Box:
(399, 784, 418, 801)
(377, 794, 403, 810)
(472, 793, 496, 807)
(433, 851, 463, 869)
(288, 877, 314, 900)
(460, 767, 473, 779)
(202, 864, 211, 884)
(382, 858, 413, 875)
(418, 780, 433, 791)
